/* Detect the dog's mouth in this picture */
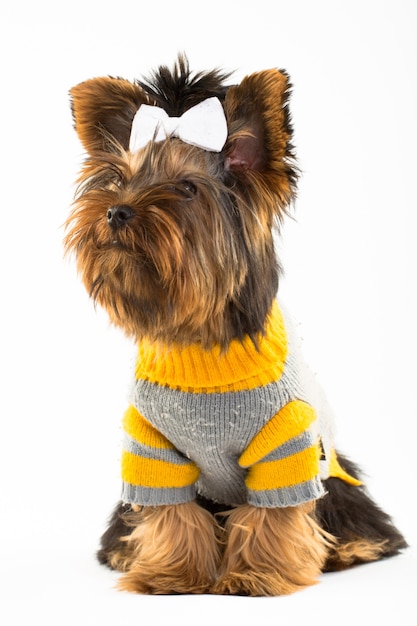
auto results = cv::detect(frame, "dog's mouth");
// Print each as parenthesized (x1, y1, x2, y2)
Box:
(92, 226, 136, 254)
(107, 239, 139, 257)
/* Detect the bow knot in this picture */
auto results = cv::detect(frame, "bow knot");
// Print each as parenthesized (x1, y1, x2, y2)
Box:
(129, 97, 228, 153)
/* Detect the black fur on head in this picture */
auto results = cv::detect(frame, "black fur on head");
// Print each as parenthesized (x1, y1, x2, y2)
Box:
(136, 53, 232, 116)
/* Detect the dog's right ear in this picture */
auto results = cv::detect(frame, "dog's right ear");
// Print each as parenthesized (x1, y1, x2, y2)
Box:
(70, 77, 148, 154)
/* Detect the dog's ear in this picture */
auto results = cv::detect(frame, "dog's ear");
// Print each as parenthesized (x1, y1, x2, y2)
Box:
(224, 69, 295, 174)
(70, 77, 148, 154)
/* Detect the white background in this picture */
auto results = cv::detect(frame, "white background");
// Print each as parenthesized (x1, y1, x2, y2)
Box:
(1, 1, 416, 624)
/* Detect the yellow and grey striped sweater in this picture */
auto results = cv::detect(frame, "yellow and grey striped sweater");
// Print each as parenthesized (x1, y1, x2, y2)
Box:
(121, 301, 360, 508)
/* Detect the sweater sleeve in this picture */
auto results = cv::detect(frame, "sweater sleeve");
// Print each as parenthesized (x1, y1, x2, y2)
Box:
(239, 400, 325, 507)
(121, 405, 200, 505)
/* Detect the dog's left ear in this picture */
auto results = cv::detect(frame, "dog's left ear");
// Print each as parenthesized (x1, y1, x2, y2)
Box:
(70, 77, 148, 154)
(224, 69, 295, 177)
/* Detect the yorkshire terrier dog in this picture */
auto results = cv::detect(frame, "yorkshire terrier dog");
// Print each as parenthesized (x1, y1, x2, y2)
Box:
(65, 55, 407, 596)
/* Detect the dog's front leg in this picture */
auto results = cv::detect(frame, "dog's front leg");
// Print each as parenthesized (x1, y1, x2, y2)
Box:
(117, 501, 221, 594)
(213, 503, 334, 596)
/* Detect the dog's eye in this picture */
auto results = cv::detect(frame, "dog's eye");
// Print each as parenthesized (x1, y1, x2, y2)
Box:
(108, 178, 122, 191)
(166, 180, 197, 200)
(180, 180, 197, 197)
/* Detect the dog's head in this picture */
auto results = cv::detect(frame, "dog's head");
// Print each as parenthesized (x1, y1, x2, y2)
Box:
(65, 55, 297, 347)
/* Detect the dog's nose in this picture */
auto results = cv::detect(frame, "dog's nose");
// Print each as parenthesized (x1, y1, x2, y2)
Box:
(107, 205, 135, 228)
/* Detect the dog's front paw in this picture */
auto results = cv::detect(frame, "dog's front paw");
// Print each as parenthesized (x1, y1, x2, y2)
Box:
(213, 503, 331, 596)
(119, 567, 214, 595)
(213, 570, 297, 597)
(116, 502, 221, 594)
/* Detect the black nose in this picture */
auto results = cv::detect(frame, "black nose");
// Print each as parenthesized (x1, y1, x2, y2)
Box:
(107, 205, 135, 229)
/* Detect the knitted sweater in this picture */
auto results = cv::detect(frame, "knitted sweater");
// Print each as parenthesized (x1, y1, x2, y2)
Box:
(121, 301, 360, 508)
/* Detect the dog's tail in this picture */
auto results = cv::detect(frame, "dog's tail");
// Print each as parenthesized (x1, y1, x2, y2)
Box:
(317, 453, 408, 571)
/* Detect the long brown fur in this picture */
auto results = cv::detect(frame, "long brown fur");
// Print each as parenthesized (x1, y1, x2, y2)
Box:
(66, 55, 407, 597)
(213, 503, 335, 596)
(65, 57, 296, 349)
(116, 502, 221, 594)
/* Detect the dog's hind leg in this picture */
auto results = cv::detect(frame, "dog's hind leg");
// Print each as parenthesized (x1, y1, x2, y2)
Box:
(317, 454, 408, 571)
(96, 501, 137, 572)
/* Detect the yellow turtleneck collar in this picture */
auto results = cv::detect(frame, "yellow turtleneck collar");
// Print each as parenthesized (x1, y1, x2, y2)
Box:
(135, 301, 288, 393)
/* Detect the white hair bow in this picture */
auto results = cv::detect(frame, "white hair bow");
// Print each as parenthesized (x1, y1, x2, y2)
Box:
(129, 97, 228, 153)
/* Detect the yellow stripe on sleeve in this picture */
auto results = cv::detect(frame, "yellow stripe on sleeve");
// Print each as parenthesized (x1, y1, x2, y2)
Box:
(123, 405, 175, 450)
(239, 400, 317, 467)
(121, 451, 200, 489)
(244, 445, 320, 491)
